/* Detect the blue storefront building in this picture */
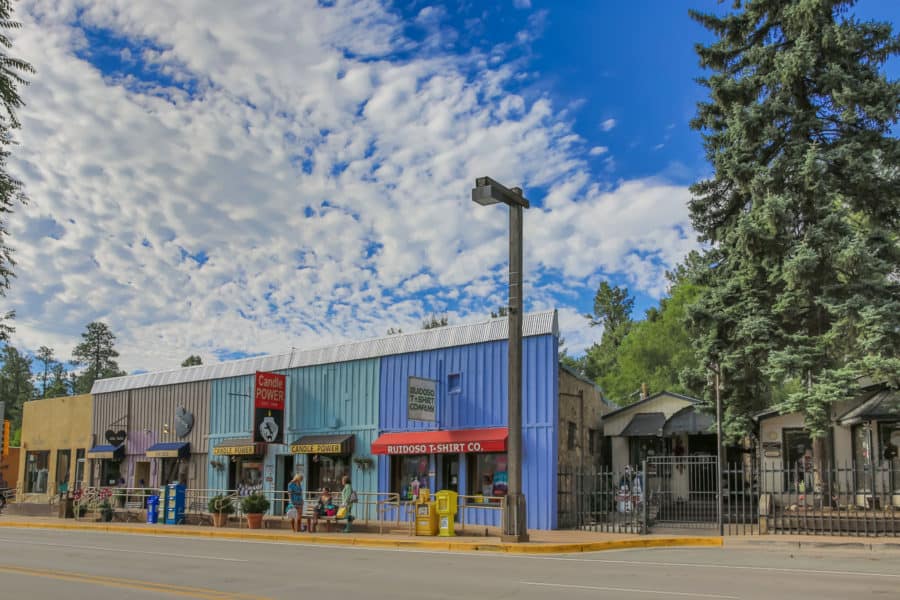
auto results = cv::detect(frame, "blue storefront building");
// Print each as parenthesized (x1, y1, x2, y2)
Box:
(91, 310, 605, 530)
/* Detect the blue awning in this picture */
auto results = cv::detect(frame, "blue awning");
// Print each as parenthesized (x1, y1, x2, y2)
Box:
(87, 444, 125, 460)
(146, 442, 190, 459)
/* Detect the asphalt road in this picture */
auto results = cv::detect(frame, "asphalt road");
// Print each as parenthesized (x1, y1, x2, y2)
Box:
(0, 528, 898, 599)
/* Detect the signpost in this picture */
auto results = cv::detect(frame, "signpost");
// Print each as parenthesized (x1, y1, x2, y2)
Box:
(254, 371, 286, 444)
(408, 376, 437, 422)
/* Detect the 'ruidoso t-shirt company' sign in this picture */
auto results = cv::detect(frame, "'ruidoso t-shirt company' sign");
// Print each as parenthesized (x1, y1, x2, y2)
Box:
(254, 371, 286, 444)
(407, 376, 437, 422)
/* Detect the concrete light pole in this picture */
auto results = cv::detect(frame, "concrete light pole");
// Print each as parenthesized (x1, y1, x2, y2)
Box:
(472, 176, 529, 543)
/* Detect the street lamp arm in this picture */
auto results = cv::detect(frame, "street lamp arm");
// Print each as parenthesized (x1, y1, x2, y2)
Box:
(472, 176, 530, 208)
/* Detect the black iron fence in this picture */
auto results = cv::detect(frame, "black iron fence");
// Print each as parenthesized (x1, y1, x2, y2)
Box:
(559, 458, 900, 537)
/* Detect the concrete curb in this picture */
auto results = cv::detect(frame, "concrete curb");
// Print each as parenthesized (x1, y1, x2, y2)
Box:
(0, 521, 722, 554)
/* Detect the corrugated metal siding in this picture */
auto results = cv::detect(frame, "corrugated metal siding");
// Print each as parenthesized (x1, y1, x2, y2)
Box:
(92, 391, 130, 441)
(210, 375, 255, 438)
(288, 360, 379, 433)
(128, 381, 211, 454)
(377, 333, 559, 529)
(379, 335, 558, 431)
(93, 311, 558, 394)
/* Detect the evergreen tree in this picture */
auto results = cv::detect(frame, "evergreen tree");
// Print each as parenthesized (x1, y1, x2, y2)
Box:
(421, 314, 449, 329)
(35, 345, 54, 397)
(71, 322, 126, 393)
(181, 355, 202, 367)
(0, 1, 33, 341)
(582, 282, 635, 381)
(0, 344, 34, 431)
(44, 362, 69, 398)
(687, 0, 900, 451)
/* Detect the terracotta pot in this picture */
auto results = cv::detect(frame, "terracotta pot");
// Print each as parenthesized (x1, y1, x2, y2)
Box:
(246, 513, 264, 529)
(213, 512, 229, 528)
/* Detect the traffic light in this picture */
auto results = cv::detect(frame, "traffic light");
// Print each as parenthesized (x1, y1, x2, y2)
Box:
(1, 420, 9, 457)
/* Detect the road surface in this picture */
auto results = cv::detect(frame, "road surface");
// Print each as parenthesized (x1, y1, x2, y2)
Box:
(0, 528, 898, 599)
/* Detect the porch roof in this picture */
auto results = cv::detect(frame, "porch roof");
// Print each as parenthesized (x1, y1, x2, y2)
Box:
(618, 412, 666, 437)
(837, 388, 900, 426)
(663, 406, 715, 435)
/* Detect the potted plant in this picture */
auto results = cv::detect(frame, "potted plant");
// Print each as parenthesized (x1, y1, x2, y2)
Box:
(240, 493, 270, 529)
(99, 499, 114, 522)
(208, 494, 235, 527)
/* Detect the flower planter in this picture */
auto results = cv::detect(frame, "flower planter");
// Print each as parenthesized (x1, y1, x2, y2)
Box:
(246, 513, 264, 529)
(212, 512, 229, 528)
(100, 508, 114, 522)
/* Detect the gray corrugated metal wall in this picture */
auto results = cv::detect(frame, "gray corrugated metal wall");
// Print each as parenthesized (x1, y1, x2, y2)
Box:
(129, 381, 211, 454)
(92, 391, 130, 441)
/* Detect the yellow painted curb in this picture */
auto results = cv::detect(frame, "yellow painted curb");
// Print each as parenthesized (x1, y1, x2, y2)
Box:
(0, 521, 721, 554)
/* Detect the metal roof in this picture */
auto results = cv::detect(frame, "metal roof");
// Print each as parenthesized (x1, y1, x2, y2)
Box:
(92, 310, 559, 395)
(618, 412, 667, 437)
(837, 388, 900, 425)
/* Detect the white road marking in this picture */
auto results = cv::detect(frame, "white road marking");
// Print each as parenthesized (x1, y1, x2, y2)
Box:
(0, 537, 248, 562)
(521, 581, 739, 598)
(519, 556, 900, 579)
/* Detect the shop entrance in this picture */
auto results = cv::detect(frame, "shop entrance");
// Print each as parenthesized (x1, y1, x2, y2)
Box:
(274, 455, 294, 515)
(160, 458, 181, 486)
(440, 454, 460, 493)
(134, 461, 150, 489)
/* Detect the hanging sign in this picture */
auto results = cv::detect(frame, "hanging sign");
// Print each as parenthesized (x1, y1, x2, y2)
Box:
(254, 371, 286, 444)
(408, 376, 437, 422)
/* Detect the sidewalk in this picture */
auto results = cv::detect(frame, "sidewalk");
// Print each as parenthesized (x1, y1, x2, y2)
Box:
(0, 516, 721, 554)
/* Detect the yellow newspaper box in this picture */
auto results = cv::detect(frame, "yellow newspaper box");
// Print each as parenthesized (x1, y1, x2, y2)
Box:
(415, 489, 438, 536)
(435, 490, 458, 537)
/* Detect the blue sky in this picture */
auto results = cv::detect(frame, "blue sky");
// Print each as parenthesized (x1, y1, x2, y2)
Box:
(5, 0, 899, 374)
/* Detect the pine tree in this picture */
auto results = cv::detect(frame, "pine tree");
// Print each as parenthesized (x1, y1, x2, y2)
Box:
(421, 314, 449, 329)
(181, 355, 202, 367)
(0, 344, 34, 431)
(44, 362, 69, 398)
(35, 345, 54, 397)
(687, 1, 900, 453)
(71, 322, 126, 393)
(582, 282, 635, 382)
(0, 1, 33, 340)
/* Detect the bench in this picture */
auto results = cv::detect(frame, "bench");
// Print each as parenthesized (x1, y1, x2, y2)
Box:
(121, 500, 145, 522)
(298, 500, 351, 532)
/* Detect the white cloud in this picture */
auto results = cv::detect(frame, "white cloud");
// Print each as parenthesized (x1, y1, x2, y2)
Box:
(589, 146, 608, 156)
(513, 0, 532, 9)
(600, 118, 617, 131)
(4, 0, 695, 372)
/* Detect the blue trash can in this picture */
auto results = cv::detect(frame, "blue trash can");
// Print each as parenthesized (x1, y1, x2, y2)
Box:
(147, 496, 160, 524)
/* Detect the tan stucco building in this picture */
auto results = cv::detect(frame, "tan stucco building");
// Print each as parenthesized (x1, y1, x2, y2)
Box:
(17, 394, 93, 502)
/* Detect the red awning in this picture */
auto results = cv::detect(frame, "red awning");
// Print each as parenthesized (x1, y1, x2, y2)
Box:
(371, 428, 508, 455)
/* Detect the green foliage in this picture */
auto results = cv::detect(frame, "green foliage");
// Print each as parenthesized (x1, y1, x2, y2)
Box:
(688, 0, 900, 439)
(71, 322, 126, 393)
(421, 314, 449, 329)
(44, 362, 70, 398)
(208, 494, 235, 514)
(181, 355, 202, 367)
(35, 346, 54, 398)
(0, 1, 33, 341)
(581, 282, 634, 382)
(0, 344, 34, 431)
(240, 492, 270, 514)
(600, 283, 703, 404)
(490, 306, 508, 318)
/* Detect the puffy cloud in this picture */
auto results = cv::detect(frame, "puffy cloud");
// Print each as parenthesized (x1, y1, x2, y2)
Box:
(600, 118, 617, 131)
(5, 0, 695, 371)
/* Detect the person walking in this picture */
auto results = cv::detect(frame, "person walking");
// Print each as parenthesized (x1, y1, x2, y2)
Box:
(340, 475, 356, 533)
(287, 474, 304, 533)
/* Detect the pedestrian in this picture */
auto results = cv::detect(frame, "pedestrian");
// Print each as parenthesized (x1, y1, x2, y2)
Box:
(340, 475, 356, 533)
(287, 473, 304, 532)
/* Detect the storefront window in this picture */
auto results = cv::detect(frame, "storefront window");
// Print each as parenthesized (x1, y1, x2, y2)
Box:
(879, 422, 899, 492)
(101, 460, 122, 486)
(783, 428, 813, 492)
(852, 424, 873, 467)
(237, 461, 263, 496)
(466, 453, 508, 498)
(25, 451, 50, 493)
(392, 455, 430, 501)
(309, 455, 348, 492)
